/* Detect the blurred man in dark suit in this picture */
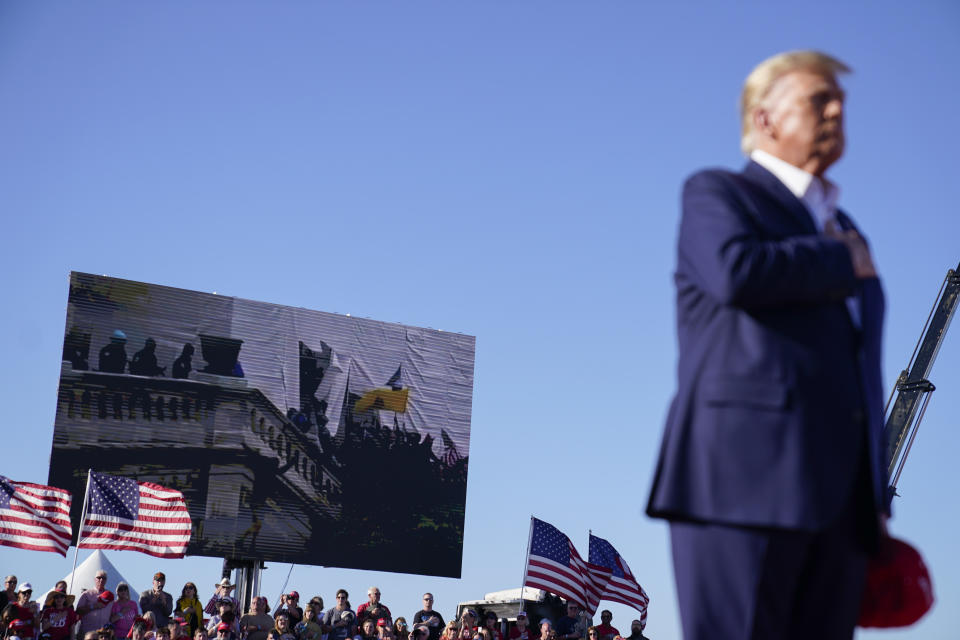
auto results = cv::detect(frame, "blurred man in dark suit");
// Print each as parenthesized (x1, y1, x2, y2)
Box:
(647, 50, 889, 639)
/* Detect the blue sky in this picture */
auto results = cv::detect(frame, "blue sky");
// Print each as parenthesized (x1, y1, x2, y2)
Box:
(1, 2, 959, 638)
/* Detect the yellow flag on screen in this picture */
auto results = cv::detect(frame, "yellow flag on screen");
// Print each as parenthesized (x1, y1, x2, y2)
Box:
(354, 387, 409, 413)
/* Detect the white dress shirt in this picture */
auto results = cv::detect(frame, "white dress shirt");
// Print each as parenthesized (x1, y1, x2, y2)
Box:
(750, 149, 860, 326)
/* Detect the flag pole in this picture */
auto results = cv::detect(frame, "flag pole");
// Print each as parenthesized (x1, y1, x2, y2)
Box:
(517, 516, 535, 617)
(68, 469, 93, 594)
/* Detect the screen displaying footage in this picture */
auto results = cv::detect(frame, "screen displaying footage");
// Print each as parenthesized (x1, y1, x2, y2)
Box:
(50, 272, 476, 577)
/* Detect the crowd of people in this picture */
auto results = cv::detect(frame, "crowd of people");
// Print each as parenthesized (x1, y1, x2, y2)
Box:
(0, 575, 649, 640)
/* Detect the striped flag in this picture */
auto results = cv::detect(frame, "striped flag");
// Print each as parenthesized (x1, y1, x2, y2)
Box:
(524, 518, 611, 613)
(0, 475, 72, 556)
(79, 471, 191, 558)
(588, 534, 650, 627)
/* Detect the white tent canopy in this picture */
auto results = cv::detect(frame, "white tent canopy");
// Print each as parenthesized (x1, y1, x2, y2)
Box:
(40, 550, 140, 605)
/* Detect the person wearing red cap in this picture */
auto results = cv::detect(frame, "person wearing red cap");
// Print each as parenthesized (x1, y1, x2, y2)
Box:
(273, 593, 301, 626)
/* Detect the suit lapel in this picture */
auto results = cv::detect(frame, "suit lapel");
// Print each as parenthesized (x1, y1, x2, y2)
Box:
(742, 161, 818, 235)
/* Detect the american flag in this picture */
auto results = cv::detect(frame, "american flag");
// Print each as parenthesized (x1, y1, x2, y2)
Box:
(524, 518, 610, 613)
(588, 534, 649, 627)
(79, 471, 191, 558)
(0, 475, 72, 556)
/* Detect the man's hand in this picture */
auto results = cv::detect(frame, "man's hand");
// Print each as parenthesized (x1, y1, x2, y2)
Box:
(825, 220, 876, 279)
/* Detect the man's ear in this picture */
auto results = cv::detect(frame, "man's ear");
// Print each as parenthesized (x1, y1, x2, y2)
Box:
(752, 107, 776, 140)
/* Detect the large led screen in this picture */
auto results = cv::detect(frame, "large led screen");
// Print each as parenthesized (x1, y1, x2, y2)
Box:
(49, 273, 476, 577)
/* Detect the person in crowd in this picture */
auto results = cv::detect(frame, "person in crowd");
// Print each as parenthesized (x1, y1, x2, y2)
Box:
(354, 591, 388, 629)
(239, 597, 272, 640)
(274, 595, 301, 627)
(108, 585, 137, 640)
(391, 618, 408, 640)
(139, 575, 172, 630)
(409, 627, 428, 640)
(408, 595, 442, 640)
(293, 606, 320, 640)
(507, 613, 531, 640)
(41, 590, 77, 640)
(353, 620, 376, 640)
(2, 604, 21, 639)
(211, 625, 232, 640)
(585, 629, 596, 640)
(77, 572, 113, 636)
(167, 620, 188, 640)
(96, 624, 115, 640)
(457, 611, 475, 639)
(204, 582, 236, 617)
(536, 621, 551, 640)
(205, 601, 237, 637)
(591, 613, 616, 640)
(41, 585, 73, 616)
(553, 604, 581, 640)
(10, 584, 38, 640)
(271, 614, 295, 640)
(439, 622, 457, 640)
(0, 578, 17, 613)
(375, 620, 393, 640)
(190, 628, 206, 640)
(320, 591, 354, 640)
(154, 627, 170, 640)
(139, 613, 158, 640)
(264, 630, 280, 640)
(623, 620, 647, 640)
(305, 600, 323, 624)
(174, 584, 202, 639)
(479, 614, 499, 640)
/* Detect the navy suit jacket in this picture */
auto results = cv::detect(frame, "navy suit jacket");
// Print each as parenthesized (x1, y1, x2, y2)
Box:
(647, 161, 888, 531)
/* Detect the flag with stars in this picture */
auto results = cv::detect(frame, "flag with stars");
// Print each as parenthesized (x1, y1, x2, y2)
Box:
(79, 471, 191, 558)
(0, 475, 72, 556)
(588, 534, 650, 627)
(523, 517, 610, 613)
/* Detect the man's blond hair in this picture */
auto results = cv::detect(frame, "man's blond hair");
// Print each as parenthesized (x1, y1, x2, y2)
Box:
(740, 50, 851, 154)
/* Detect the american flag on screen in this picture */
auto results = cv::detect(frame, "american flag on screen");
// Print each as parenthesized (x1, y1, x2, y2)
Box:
(79, 471, 191, 558)
(523, 517, 610, 613)
(0, 475, 72, 556)
(588, 534, 649, 627)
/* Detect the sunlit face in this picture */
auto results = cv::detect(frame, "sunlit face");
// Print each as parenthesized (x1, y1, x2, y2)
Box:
(363, 621, 375, 636)
(422, 595, 433, 611)
(756, 69, 845, 176)
(18, 589, 32, 604)
(368, 590, 380, 605)
(276, 617, 290, 632)
(540, 623, 551, 637)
